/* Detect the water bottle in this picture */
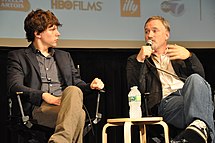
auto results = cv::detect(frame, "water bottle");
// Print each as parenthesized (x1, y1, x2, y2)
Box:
(128, 86, 142, 118)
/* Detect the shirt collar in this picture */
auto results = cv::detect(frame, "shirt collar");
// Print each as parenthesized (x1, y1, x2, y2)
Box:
(31, 44, 55, 56)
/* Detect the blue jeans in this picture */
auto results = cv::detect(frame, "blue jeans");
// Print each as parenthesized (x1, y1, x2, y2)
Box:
(158, 74, 215, 142)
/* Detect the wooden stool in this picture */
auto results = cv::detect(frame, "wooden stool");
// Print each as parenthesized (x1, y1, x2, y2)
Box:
(102, 117, 169, 143)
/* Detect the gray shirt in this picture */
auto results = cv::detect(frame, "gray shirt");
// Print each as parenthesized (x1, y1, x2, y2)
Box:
(36, 48, 63, 96)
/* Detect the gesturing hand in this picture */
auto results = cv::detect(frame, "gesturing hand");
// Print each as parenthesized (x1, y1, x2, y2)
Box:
(166, 44, 191, 60)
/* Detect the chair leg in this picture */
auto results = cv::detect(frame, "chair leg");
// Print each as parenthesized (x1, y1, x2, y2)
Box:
(139, 124, 147, 143)
(102, 123, 123, 143)
(159, 121, 169, 143)
(124, 122, 132, 143)
(102, 123, 110, 143)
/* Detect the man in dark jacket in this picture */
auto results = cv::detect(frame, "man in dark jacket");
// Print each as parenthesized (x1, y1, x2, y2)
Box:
(7, 9, 104, 143)
(126, 16, 214, 143)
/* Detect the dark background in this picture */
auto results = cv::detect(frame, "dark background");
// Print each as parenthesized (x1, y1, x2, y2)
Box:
(0, 47, 215, 143)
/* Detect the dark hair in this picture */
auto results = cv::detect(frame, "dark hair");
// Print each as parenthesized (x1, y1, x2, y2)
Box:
(24, 9, 62, 42)
(144, 16, 170, 32)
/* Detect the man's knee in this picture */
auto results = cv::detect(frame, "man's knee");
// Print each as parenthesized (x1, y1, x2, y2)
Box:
(187, 74, 212, 96)
(188, 74, 203, 81)
(63, 86, 83, 101)
(64, 86, 82, 93)
(187, 74, 208, 86)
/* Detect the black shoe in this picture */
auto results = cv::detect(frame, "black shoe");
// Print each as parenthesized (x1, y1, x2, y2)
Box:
(172, 119, 208, 143)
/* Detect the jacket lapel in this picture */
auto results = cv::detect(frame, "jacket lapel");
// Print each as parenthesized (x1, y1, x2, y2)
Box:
(54, 51, 67, 80)
(24, 45, 40, 75)
(54, 51, 62, 68)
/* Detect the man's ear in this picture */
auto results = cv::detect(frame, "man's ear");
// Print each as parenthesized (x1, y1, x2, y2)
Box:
(34, 31, 41, 38)
(165, 31, 170, 41)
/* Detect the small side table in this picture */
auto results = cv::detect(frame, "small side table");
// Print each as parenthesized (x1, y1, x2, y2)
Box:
(102, 117, 169, 143)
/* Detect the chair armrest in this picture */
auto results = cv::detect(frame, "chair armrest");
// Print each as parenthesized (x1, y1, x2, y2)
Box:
(16, 92, 33, 128)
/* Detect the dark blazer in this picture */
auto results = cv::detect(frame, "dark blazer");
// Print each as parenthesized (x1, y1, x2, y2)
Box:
(7, 44, 91, 116)
(126, 53, 205, 115)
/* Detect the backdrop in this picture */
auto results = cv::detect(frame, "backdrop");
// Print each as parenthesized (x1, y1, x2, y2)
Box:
(1, 0, 215, 48)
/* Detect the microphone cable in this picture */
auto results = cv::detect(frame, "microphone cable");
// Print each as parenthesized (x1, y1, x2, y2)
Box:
(144, 40, 186, 81)
(145, 58, 187, 81)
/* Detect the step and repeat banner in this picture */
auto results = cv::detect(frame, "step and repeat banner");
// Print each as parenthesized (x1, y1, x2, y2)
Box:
(0, 0, 215, 48)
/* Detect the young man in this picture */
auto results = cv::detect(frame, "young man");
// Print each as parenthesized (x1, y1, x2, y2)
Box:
(7, 9, 104, 143)
(126, 16, 214, 142)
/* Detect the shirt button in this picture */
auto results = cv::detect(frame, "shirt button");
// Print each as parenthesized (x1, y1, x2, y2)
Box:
(46, 68, 49, 70)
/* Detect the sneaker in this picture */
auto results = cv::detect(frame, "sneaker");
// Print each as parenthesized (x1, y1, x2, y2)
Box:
(172, 119, 208, 143)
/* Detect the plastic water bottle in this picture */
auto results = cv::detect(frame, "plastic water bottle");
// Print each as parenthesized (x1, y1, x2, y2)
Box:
(128, 86, 142, 118)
